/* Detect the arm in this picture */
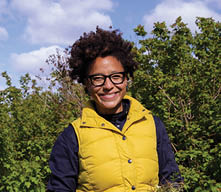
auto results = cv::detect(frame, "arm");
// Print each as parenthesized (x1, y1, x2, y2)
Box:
(154, 116, 183, 186)
(47, 124, 79, 192)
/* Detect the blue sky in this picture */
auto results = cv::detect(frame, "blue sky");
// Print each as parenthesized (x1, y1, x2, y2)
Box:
(0, 0, 221, 89)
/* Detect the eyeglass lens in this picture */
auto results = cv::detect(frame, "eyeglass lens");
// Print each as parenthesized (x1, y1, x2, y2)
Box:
(89, 72, 125, 86)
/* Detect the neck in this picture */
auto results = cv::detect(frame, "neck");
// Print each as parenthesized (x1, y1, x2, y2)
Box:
(95, 102, 123, 115)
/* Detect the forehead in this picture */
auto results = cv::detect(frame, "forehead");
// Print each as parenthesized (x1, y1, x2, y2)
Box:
(87, 56, 124, 75)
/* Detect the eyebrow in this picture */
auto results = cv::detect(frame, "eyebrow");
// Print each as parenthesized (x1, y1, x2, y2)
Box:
(88, 71, 124, 76)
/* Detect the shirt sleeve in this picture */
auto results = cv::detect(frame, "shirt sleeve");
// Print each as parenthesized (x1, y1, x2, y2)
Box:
(47, 124, 79, 192)
(154, 116, 183, 185)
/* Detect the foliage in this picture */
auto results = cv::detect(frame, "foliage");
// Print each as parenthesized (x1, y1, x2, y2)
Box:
(0, 49, 87, 191)
(0, 17, 220, 191)
(132, 17, 221, 191)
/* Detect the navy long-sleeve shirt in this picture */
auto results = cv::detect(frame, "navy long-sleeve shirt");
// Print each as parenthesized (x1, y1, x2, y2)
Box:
(47, 101, 183, 191)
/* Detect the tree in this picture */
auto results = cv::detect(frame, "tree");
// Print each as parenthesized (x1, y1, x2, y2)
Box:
(133, 17, 221, 191)
(0, 49, 87, 191)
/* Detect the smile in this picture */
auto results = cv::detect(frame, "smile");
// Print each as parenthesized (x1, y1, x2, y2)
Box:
(99, 93, 119, 100)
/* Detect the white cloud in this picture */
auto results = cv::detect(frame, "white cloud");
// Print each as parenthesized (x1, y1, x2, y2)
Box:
(10, 0, 113, 45)
(143, 0, 221, 33)
(0, 27, 8, 40)
(10, 46, 62, 74)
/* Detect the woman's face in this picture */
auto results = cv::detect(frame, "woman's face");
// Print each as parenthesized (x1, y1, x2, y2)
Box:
(86, 56, 127, 115)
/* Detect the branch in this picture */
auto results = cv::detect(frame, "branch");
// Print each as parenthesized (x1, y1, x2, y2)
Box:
(158, 86, 178, 112)
(179, 98, 189, 127)
(213, 84, 221, 100)
(171, 142, 178, 153)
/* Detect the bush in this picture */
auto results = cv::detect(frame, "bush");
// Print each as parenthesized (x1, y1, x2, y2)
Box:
(0, 51, 86, 191)
(132, 17, 221, 191)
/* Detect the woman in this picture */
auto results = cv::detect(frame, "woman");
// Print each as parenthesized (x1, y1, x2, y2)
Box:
(47, 27, 183, 192)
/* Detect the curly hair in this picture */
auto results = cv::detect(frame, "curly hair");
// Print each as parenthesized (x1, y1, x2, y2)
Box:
(68, 27, 138, 84)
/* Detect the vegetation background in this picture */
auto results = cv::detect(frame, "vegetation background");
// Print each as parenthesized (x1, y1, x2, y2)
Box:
(0, 17, 220, 191)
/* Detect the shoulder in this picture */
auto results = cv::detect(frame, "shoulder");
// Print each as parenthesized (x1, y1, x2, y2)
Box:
(153, 116, 166, 132)
(152, 116, 169, 143)
(53, 124, 78, 151)
(59, 124, 75, 140)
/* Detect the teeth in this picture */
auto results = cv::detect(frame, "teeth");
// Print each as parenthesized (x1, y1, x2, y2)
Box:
(100, 93, 116, 99)
(105, 94, 115, 97)
(103, 93, 115, 96)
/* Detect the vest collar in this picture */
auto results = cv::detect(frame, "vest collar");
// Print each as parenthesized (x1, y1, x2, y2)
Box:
(79, 95, 151, 134)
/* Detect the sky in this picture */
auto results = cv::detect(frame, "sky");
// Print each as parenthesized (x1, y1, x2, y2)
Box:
(0, 0, 221, 90)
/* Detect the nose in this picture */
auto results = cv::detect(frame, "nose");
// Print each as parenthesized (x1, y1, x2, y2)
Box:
(103, 77, 114, 90)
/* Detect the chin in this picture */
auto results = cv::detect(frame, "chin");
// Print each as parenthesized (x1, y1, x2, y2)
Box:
(97, 100, 122, 114)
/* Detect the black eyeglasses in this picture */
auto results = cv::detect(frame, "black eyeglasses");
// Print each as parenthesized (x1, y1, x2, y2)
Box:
(87, 72, 126, 87)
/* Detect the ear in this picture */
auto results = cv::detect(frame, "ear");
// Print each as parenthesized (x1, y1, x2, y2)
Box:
(125, 77, 132, 91)
(83, 78, 88, 86)
(83, 78, 90, 95)
(125, 75, 129, 84)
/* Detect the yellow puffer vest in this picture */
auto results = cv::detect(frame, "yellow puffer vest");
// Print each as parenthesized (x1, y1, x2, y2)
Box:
(72, 95, 159, 192)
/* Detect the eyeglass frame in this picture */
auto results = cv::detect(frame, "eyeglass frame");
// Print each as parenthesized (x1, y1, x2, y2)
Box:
(87, 72, 127, 87)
